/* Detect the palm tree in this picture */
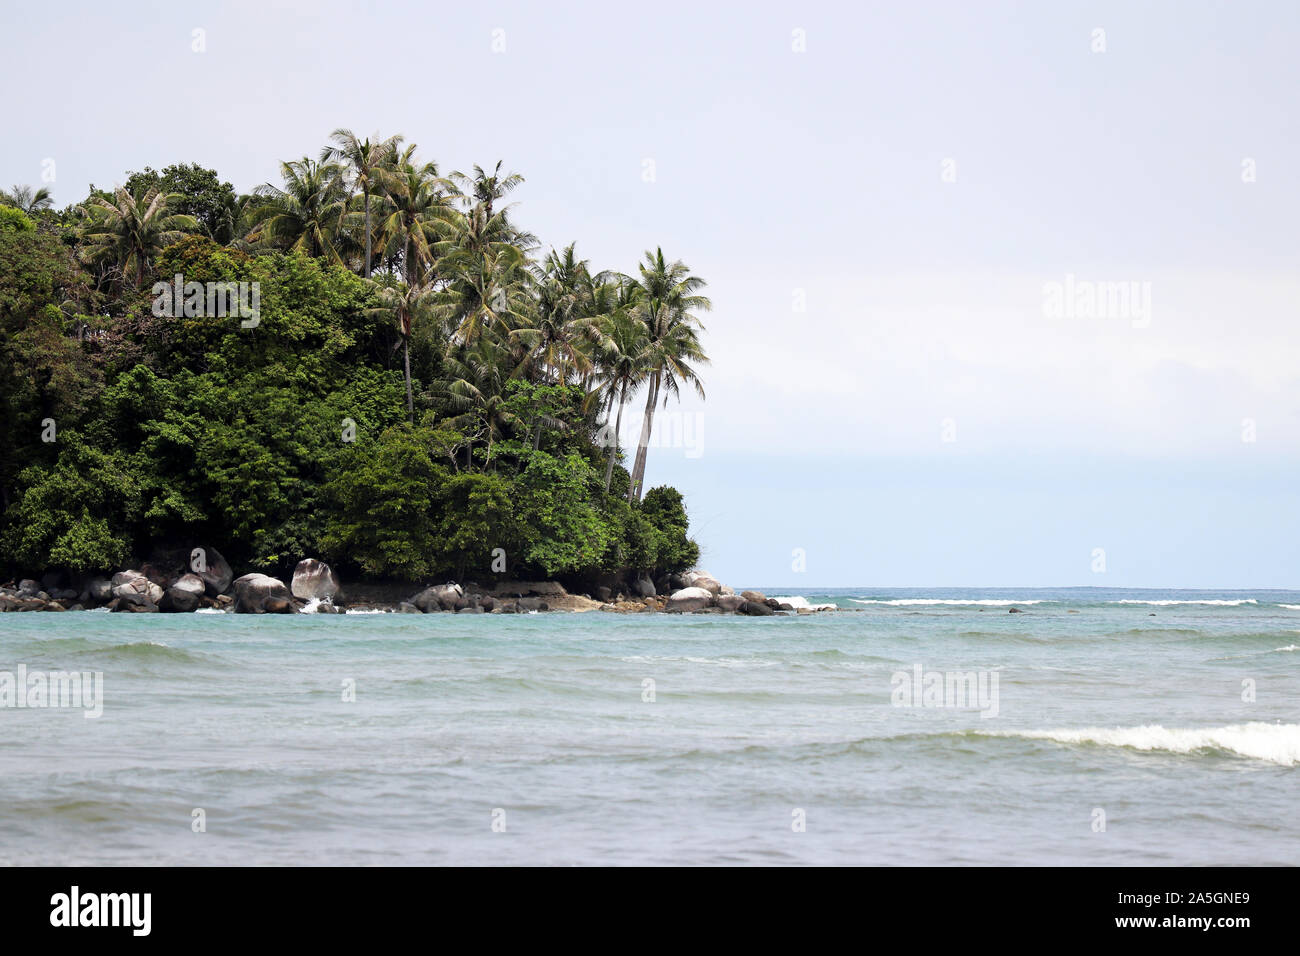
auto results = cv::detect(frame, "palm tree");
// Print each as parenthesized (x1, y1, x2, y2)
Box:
(444, 340, 518, 471)
(623, 249, 711, 502)
(321, 129, 402, 278)
(588, 298, 650, 491)
(511, 244, 597, 384)
(2, 184, 53, 214)
(448, 161, 534, 247)
(78, 187, 199, 288)
(367, 281, 437, 421)
(248, 158, 347, 263)
(374, 147, 454, 287)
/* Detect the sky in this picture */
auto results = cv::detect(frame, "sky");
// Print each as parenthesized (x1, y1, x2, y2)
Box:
(4, 0, 1299, 587)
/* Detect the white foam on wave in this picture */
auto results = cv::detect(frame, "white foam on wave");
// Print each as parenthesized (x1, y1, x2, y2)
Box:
(979, 722, 1300, 766)
(344, 608, 389, 614)
(1274, 645, 1298, 653)
(771, 595, 836, 611)
(1113, 599, 1258, 606)
(851, 598, 1047, 606)
(1278, 604, 1300, 610)
(194, 607, 226, 614)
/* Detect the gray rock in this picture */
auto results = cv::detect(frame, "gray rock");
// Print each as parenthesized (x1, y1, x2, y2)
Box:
(160, 573, 206, 613)
(665, 586, 713, 613)
(18, 579, 40, 596)
(88, 577, 113, 603)
(232, 573, 295, 614)
(683, 570, 722, 595)
(631, 573, 656, 598)
(715, 594, 747, 612)
(192, 546, 233, 596)
(411, 583, 463, 613)
(741, 590, 767, 604)
(112, 570, 164, 606)
(396, 602, 422, 613)
(291, 558, 341, 601)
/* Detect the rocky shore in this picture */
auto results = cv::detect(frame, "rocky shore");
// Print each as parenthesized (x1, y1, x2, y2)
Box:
(0, 550, 833, 617)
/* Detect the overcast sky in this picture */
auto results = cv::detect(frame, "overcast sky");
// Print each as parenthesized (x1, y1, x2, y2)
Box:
(5, 0, 1299, 587)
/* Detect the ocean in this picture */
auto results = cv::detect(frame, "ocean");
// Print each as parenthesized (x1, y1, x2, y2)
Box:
(1, 587, 1296, 866)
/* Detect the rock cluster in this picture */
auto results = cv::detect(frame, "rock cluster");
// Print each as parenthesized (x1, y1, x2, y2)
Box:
(1, 559, 834, 619)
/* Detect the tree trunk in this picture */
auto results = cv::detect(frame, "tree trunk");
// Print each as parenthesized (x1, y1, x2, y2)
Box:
(403, 338, 414, 422)
(627, 373, 659, 503)
(363, 188, 372, 279)
(603, 389, 625, 493)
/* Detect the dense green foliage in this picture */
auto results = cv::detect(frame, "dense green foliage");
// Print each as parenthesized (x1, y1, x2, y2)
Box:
(0, 135, 707, 585)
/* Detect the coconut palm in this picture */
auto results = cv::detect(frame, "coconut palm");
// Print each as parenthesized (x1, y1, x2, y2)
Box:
(444, 339, 519, 471)
(510, 244, 599, 384)
(2, 184, 54, 214)
(623, 249, 710, 502)
(321, 129, 402, 278)
(367, 281, 437, 421)
(78, 186, 200, 288)
(374, 147, 454, 287)
(588, 297, 651, 491)
(248, 158, 347, 263)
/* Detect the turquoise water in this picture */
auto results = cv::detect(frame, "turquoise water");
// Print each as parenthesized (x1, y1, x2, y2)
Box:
(1, 587, 1297, 865)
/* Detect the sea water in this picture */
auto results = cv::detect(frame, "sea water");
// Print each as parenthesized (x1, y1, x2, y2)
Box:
(0, 587, 1296, 865)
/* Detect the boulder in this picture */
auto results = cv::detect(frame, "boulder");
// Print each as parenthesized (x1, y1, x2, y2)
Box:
(113, 589, 159, 612)
(192, 546, 233, 596)
(291, 558, 341, 602)
(88, 577, 113, 603)
(411, 583, 463, 613)
(232, 573, 295, 614)
(741, 590, 767, 604)
(111, 570, 164, 606)
(160, 573, 206, 613)
(491, 580, 567, 598)
(396, 602, 421, 614)
(595, 586, 612, 602)
(715, 594, 747, 612)
(738, 600, 775, 616)
(631, 573, 656, 598)
(665, 586, 714, 613)
(683, 570, 722, 595)
(517, 596, 550, 612)
(18, 579, 40, 596)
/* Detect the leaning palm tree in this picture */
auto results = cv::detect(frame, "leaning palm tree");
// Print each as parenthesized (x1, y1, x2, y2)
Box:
(78, 186, 200, 288)
(623, 248, 711, 502)
(247, 158, 347, 263)
(588, 298, 650, 491)
(2, 184, 54, 214)
(321, 129, 402, 278)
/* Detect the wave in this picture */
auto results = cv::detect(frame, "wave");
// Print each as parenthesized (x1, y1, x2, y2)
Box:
(1279, 604, 1300, 610)
(973, 722, 1299, 766)
(850, 598, 1049, 606)
(770, 595, 836, 611)
(1113, 599, 1258, 606)
(84, 641, 207, 664)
